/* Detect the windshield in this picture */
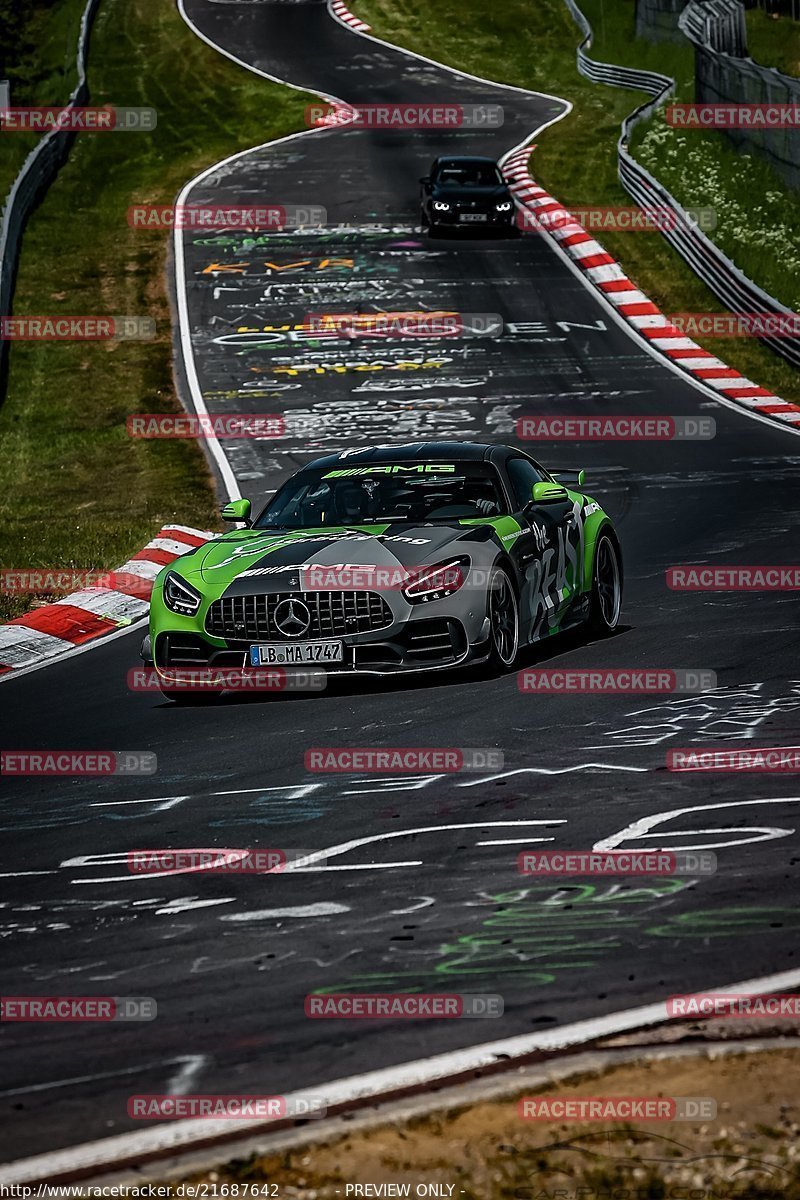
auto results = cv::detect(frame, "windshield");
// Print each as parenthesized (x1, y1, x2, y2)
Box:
(254, 462, 507, 529)
(434, 161, 502, 187)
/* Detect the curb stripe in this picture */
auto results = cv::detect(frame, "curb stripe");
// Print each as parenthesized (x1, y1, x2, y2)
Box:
(503, 147, 800, 431)
(8, 604, 121, 644)
(0, 526, 214, 678)
(330, 0, 371, 31)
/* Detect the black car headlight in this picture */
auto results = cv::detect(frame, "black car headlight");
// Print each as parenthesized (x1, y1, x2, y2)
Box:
(162, 571, 202, 616)
(433, 200, 451, 212)
(495, 201, 513, 212)
(402, 557, 470, 603)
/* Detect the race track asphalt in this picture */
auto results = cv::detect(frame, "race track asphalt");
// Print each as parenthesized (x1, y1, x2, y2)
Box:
(1, 0, 799, 1168)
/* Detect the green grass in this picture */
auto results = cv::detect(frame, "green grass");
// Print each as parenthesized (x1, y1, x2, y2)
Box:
(354, 0, 800, 410)
(634, 113, 800, 311)
(745, 6, 800, 77)
(0, 0, 312, 622)
(0, 0, 90, 205)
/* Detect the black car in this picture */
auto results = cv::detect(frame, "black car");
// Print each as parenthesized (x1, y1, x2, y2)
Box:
(419, 155, 516, 233)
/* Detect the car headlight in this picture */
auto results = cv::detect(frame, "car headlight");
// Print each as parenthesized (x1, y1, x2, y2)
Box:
(495, 201, 513, 212)
(162, 571, 202, 616)
(433, 201, 451, 212)
(402, 557, 469, 603)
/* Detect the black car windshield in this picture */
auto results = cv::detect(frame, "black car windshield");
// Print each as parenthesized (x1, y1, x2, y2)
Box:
(434, 161, 503, 187)
(254, 462, 507, 528)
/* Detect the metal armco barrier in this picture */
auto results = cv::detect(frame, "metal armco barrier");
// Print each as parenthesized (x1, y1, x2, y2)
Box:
(680, 0, 800, 190)
(0, 0, 101, 394)
(562, 0, 800, 369)
(680, 0, 748, 55)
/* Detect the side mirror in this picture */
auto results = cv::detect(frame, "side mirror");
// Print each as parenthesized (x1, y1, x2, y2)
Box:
(220, 498, 251, 523)
(529, 481, 568, 506)
(419, 176, 431, 186)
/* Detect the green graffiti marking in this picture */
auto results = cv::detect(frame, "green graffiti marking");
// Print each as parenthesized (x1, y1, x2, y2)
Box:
(318, 883, 800, 994)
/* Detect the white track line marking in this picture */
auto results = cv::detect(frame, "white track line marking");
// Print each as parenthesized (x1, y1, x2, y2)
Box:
(221, 902, 350, 920)
(4, 966, 800, 1184)
(0, 1056, 205, 1100)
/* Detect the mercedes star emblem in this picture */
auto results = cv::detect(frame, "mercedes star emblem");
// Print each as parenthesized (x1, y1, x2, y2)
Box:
(273, 597, 312, 637)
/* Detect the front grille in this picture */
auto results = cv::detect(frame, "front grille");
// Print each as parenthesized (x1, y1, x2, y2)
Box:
(205, 591, 393, 642)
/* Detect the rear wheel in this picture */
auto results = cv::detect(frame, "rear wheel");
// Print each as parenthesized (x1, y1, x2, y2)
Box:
(487, 567, 519, 670)
(587, 534, 622, 635)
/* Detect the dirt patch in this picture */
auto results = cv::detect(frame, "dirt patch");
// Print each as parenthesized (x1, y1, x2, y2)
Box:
(172, 1046, 800, 1199)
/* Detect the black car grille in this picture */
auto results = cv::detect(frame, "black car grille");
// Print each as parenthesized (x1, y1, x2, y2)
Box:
(205, 591, 393, 641)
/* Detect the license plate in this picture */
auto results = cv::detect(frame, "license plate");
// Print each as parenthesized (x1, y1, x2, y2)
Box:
(250, 640, 344, 666)
(459, 212, 487, 222)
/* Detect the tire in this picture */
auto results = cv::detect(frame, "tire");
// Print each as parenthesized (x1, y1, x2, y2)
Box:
(486, 567, 520, 671)
(586, 533, 622, 635)
(419, 206, 429, 227)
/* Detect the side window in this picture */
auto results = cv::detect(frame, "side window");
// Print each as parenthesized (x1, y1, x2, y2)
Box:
(506, 457, 545, 511)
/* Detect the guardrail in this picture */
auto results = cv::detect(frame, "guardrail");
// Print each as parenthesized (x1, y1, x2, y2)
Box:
(562, 0, 800, 369)
(0, 0, 101, 393)
(681, 0, 800, 190)
(681, 0, 748, 54)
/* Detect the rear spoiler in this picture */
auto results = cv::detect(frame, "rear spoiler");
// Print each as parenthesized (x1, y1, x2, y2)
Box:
(551, 468, 586, 487)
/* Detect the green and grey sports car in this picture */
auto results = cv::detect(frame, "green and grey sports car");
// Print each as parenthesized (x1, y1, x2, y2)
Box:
(142, 441, 622, 701)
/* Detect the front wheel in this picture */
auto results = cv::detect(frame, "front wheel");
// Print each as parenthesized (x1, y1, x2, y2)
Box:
(487, 567, 520, 671)
(586, 533, 622, 635)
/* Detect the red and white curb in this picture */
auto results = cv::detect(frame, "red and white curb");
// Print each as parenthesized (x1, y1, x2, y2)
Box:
(502, 146, 800, 430)
(330, 0, 371, 33)
(0, 525, 213, 678)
